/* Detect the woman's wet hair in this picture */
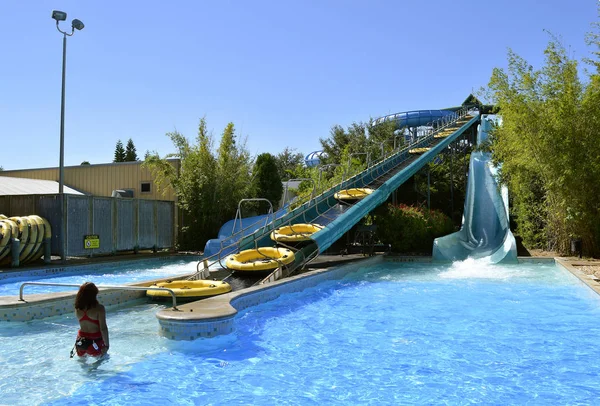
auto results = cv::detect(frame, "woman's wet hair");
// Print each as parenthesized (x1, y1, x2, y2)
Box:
(74, 282, 99, 310)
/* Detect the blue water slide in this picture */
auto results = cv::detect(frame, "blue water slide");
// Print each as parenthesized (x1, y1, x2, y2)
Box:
(372, 109, 456, 128)
(432, 116, 517, 263)
(305, 151, 328, 168)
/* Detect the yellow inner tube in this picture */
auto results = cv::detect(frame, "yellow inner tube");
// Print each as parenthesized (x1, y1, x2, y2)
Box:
(0, 219, 17, 263)
(270, 223, 323, 242)
(334, 188, 374, 201)
(30, 216, 52, 262)
(146, 280, 231, 298)
(225, 247, 295, 271)
(0, 221, 12, 261)
(8, 217, 29, 259)
(23, 215, 44, 263)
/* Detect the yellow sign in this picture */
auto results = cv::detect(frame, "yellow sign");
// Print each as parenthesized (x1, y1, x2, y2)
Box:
(84, 234, 100, 249)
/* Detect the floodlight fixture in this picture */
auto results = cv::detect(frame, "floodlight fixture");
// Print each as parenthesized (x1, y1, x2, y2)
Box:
(72, 19, 84, 31)
(52, 10, 67, 22)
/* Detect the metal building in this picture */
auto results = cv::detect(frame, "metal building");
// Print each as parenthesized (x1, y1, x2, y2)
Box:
(0, 159, 180, 201)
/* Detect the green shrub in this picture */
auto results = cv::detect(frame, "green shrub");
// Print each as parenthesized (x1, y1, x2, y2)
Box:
(375, 204, 455, 254)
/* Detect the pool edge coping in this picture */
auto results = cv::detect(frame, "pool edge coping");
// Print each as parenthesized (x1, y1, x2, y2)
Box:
(555, 257, 600, 296)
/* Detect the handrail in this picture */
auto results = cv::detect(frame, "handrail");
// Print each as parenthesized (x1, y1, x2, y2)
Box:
(231, 198, 274, 242)
(348, 152, 370, 169)
(18, 282, 180, 310)
(317, 164, 345, 192)
(283, 178, 315, 206)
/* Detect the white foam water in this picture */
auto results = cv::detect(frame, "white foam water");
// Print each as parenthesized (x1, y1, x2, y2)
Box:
(438, 257, 525, 280)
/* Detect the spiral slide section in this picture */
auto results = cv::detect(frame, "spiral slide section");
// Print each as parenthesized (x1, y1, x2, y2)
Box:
(432, 116, 517, 263)
(371, 109, 457, 128)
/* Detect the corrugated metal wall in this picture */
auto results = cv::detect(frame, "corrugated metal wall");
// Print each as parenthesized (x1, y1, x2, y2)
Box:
(92, 198, 114, 256)
(0, 160, 179, 201)
(138, 200, 156, 249)
(66, 196, 90, 257)
(116, 199, 135, 251)
(157, 202, 174, 248)
(0, 194, 174, 257)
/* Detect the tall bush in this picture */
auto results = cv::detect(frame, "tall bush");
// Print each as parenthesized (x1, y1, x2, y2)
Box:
(485, 20, 600, 255)
(375, 204, 454, 254)
(144, 118, 252, 249)
(251, 153, 283, 212)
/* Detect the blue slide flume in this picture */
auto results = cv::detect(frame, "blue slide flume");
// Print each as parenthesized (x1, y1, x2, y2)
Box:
(432, 116, 517, 263)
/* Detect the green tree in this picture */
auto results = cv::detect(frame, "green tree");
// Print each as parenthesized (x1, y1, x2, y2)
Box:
(275, 147, 304, 181)
(485, 21, 600, 256)
(125, 138, 138, 161)
(114, 140, 126, 162)
(320, 123, 367, 165)
(80, 161, 90, 165)
(252, 153, 283, 211)
(319, 119, 397, 167)
(144, 118, 252, 249)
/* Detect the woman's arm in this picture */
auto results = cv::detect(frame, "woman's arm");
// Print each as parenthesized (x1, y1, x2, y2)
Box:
(98, 305, 110, 353)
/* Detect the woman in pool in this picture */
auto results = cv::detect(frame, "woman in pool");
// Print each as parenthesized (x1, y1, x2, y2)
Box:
(71, 282, 110, 358)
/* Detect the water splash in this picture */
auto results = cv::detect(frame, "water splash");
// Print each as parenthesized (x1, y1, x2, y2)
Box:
(439, 257, 521, 280)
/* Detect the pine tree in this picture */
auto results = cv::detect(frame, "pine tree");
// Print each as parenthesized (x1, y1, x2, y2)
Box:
(125, 138, 138, 161)
(113, 140, 126, 162)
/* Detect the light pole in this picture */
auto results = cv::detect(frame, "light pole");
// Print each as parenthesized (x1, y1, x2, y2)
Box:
(52, 10, 84, 260)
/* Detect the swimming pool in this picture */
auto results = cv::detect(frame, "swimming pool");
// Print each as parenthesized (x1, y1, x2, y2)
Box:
(1, 258, 599, 404)
(0, 257, 199, 297)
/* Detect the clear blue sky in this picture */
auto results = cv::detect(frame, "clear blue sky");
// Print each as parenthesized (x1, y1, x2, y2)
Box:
(1, 0, 597, 170)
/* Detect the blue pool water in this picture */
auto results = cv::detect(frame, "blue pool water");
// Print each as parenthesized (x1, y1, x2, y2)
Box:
(0, 258, 199, 296)
(1, 259, 600, 405)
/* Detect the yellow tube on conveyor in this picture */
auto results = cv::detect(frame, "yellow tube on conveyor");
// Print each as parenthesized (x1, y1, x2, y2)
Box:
(146, 280, 231, 300)
(334, 188, 374, 202)
(225, 247, 295, 272)
(408, 147, 431, 154)
(270, 223, 323, 243)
